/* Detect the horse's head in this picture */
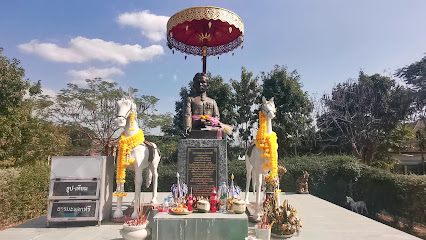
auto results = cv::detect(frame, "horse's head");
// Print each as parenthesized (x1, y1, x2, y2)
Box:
(115, 87, 137, 128)
(346, 196, 352, 204)
(261, 96, 276, 119)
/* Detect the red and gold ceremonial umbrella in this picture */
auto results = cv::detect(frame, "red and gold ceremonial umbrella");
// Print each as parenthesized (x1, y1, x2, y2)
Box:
(167, 6, 244, 73)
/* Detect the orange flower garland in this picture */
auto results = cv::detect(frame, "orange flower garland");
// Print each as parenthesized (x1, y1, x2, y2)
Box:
(255, 111, 279, 178)
(114, 121, 145, 197)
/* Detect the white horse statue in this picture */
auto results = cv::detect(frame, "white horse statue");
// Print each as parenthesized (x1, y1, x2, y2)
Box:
(346, 196, 368, 214)
(244, 96, 277, 221)
(112, 87, 161, 219)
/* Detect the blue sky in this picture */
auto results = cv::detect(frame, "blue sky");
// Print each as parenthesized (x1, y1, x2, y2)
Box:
(1, 0, 426, 114)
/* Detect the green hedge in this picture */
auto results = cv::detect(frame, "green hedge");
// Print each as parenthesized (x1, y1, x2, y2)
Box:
(0, 164, 50, 229)
(276, 156, 425, 224)
(117, 162, 178, 193)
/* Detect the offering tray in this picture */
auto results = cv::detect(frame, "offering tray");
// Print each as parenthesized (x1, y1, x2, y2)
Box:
(171, 210, 193, 215)
(171, 207, 192, 215)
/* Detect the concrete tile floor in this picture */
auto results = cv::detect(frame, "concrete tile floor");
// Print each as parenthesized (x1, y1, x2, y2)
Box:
(0, 192, 421, 240)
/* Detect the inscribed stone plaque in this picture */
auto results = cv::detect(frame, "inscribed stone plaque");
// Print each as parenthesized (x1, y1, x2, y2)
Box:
(178, 139, 228, 197)
(50, 201, 97, 218)
(51, 181, 98, 198)
(187, 147, 218, 196)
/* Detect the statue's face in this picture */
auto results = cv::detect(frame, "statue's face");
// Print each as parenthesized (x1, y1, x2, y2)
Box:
(194, 75, 209, 93)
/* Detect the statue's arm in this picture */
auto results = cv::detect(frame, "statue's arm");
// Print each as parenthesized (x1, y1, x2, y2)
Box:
(213, 99, 220, 120)
(184, 97, 192, 133)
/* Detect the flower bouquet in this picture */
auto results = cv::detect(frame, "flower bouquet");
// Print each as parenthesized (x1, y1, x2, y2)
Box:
(263, 194, 302, 238)
(264, 174, 278, 193)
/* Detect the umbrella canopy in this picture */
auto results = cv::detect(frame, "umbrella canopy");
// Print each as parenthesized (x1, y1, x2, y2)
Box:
(167, 6, 244, 72)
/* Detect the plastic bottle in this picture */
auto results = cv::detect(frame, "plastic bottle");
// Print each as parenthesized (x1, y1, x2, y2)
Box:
(218, 182, 228, 213)
(163, 197, 169, 212)
(187, 188, 193, 211)
(210, 187, 217, 213)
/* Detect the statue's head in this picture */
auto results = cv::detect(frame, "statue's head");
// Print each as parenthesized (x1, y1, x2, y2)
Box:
(193, 72, 209, 94)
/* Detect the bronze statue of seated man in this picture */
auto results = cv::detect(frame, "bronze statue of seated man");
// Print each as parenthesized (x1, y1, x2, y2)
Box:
(184, 73, 221, 136)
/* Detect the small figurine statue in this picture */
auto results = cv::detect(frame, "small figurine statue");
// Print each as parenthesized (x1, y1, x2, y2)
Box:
(296, 171, 309, 194)
(346, 196, 368, 214)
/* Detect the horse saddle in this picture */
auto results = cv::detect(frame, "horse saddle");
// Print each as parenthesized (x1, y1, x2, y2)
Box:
(143, 140, 161, 162)
(246, 143, 256, 158)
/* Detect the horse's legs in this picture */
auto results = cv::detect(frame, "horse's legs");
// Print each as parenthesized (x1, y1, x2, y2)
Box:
(150, 161, 159, 204)
(353, 205, 359, 213)
(253, 169, 263, 221)
(131, 165, 143, 219)
(113, 196, 124, 218)
(244, 155, 253, 204)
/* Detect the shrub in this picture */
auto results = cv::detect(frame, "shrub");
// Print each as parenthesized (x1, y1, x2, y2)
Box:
(114, 162, 178, 193)
(0, 164, 50, 229)
(276, 155, 425, 224)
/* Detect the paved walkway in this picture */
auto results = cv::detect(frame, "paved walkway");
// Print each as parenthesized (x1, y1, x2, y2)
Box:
(0, 192, 420, 240)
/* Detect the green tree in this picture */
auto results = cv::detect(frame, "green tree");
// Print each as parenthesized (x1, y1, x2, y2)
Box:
(318, 72, 413, 165)
(261, 65, 313, 156)
(396, 55, 426, 173)
(395, 55, 426, 112)
(163, 87, 189, 136)
(53, 78, 169, 156)
(0, 48, 68, 166)
(231, 67, 261, 149)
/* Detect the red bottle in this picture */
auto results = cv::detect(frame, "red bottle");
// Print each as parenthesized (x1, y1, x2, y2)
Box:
(187, 188, 193, 211)
(210, 187, 217, 213)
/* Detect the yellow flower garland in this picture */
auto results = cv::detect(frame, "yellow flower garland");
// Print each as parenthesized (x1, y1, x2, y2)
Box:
(255, 111, 279, 178)
(114, 121, 145, 197)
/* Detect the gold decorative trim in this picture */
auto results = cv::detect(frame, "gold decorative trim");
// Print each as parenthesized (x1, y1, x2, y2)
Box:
(167, 6, 244, 35)
(198, 33, 212, 42)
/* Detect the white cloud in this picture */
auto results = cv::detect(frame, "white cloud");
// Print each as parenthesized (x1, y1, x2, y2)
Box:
(173, 74, 177, 81)
(67, 67, 124, 85)
(18, 37, 164, 64)
(117, 10, 169, 42)
(41, 88, 57, 98)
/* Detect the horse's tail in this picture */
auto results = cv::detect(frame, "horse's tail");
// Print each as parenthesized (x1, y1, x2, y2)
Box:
(145, 142, 160, 188)
(244, 150, 256, 195)
(146, 167, 152, 188)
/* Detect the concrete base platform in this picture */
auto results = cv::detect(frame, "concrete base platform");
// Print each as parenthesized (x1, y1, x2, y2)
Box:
(0, 192, 421, 240)
(153, 212, 248, 240)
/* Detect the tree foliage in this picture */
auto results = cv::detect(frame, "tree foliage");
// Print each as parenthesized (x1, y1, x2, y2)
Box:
(317, 72, 413, 165)
(396, 55, 426, 111)
(0, 48, 68, 166)
(53, 78, 169, 156)
(231, 67, 261, 149)
(396, 55, 426, 172)
(261, 65, 313, 156)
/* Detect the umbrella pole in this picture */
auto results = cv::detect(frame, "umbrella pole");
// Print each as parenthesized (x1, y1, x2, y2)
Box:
(202, 45, 207, 73)
(202, 56, 207, 73)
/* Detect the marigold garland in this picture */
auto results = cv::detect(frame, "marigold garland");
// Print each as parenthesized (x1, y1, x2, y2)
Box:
(114, 125, 145, 197)
(255, 111, 278, 178)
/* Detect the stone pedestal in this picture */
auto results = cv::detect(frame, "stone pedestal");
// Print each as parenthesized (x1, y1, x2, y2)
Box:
(178, 139, 227, 197)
